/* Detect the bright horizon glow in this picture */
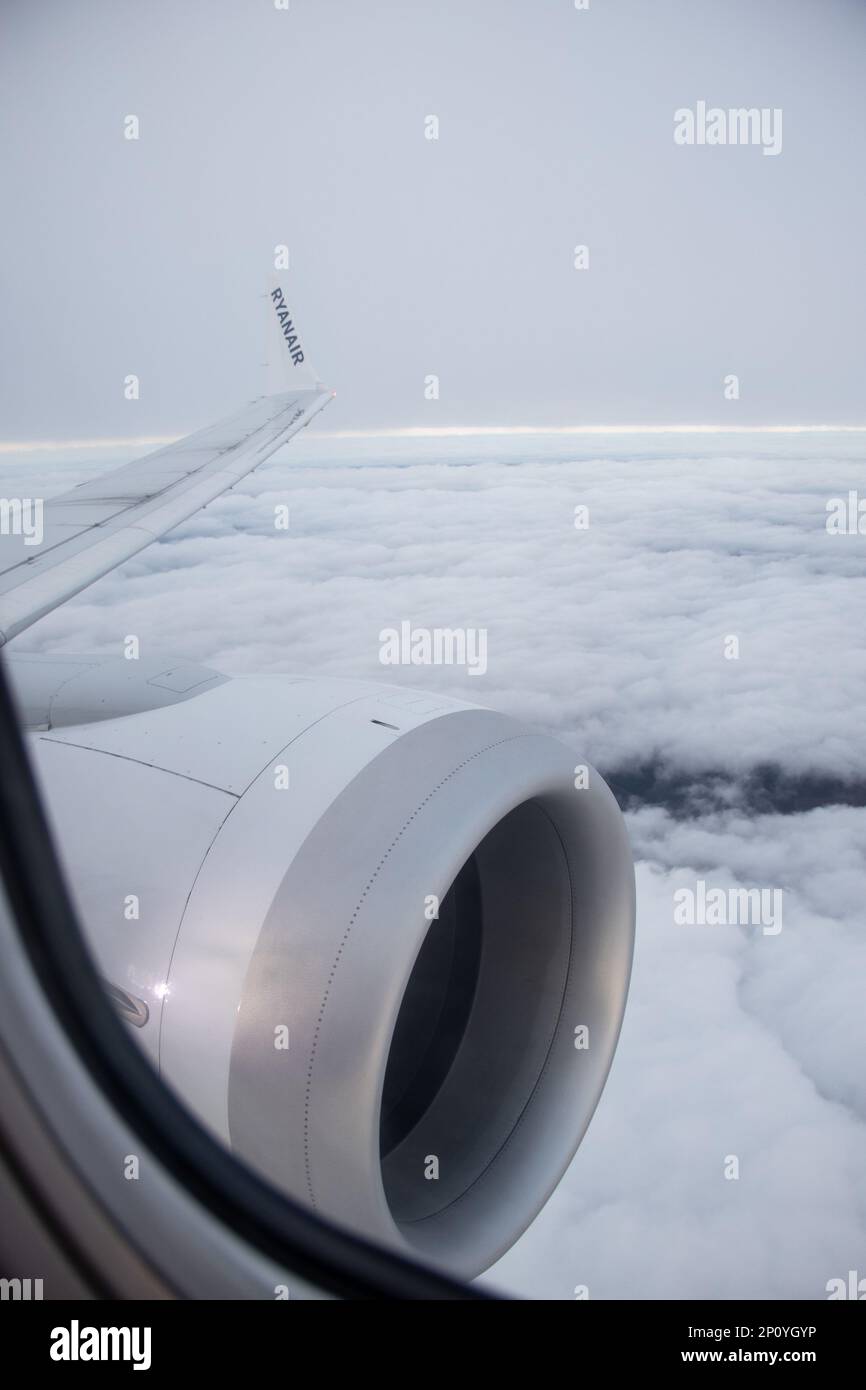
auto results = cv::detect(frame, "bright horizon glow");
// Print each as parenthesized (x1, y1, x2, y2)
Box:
(2, 422, 866, 454)
(321, 423, 866, 439)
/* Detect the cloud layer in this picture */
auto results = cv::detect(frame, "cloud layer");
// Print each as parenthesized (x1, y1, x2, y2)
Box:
(3, 429, 865, 1298)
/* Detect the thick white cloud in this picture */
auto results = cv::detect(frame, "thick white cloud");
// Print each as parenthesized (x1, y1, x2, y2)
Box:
(8, 430, 866, 780)
(490, 816, 866, 1298)
(2, 429, 865, 1298)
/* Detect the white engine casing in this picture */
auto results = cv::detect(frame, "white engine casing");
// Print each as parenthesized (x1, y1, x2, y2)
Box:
(14, 654, 635, 1278)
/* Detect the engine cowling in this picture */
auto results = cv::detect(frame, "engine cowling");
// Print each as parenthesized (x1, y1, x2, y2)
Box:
(17, 655, 634, 1279)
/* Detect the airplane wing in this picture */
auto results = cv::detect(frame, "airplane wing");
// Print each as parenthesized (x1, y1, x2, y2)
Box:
(0, 285, 334, 646)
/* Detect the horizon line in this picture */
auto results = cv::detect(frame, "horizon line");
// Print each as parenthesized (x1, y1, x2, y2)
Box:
(2, 422, 866, 454)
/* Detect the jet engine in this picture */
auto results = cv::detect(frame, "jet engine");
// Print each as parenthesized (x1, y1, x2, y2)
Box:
(12, 652, 635, 1280)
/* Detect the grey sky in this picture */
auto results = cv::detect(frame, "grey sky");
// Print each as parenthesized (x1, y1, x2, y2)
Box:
(2, 0, 866, 438)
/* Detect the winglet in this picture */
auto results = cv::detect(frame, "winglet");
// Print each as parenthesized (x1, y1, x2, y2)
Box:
(266, 275, 320, 394)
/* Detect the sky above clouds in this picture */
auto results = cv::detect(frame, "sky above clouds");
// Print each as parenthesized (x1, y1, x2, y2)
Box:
(2, 0, 866, 436)
(3, 430, 865, 1298)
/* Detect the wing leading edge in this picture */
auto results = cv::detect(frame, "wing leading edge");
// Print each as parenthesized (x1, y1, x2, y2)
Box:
(0, 384, 334, 646)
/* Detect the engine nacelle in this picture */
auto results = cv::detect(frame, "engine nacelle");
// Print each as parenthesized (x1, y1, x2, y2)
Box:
(18, 656, 634, 1279)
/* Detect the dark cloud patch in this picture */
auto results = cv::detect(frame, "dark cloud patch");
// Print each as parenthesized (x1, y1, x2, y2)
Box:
(607, 759, 866, 819)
